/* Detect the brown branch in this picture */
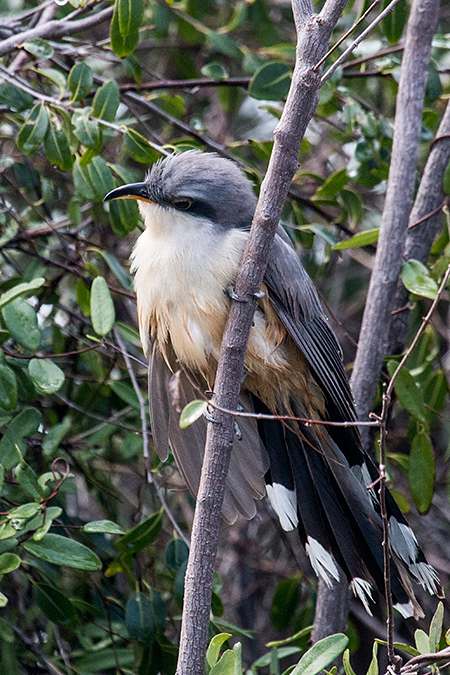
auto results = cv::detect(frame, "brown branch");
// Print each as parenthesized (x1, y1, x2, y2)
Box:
(350, 0, 440, 446)
(0, 5, 114, 57)
(118, 77, 252, 92)
(175, 0, 349, 672)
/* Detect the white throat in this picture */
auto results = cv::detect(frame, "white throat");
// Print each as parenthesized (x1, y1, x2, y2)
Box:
(130, 202, 248, 369)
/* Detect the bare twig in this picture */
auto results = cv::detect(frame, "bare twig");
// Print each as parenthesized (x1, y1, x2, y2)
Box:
(321, 0, 403, 84)
(0, 5, 114, 58)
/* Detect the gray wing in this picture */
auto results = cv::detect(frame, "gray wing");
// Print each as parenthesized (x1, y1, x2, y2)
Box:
(149, 342, 268, 524)
(263, 233, 362, 462)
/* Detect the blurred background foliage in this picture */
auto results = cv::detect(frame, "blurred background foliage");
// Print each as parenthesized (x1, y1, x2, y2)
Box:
(1, 0, 450, 672)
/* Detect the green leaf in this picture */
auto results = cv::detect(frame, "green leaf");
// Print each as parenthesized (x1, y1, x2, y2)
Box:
(0, 366, 18, 411)
(210, 650, 235, 675)
(266, 625, 313, 647)
(83, 520, 124, 535)
(401, 259, 438, 299)
(426, 63, 442, 103)
(33, 583, 75, 624)
(207, 633, 232, 668)
(22, 38, 54, 59)
(0, 553, 20, 574)
(387, 361, 427, 424)
(2, 297, 40, 351)
(343, 649, 357, 675)
(125, 591, 156, 643)
(15, 459, 43, 499)
(367, 641, 378, 675)
(17, 103, 49, 155)
(31, 68, 66, 96)
(44, 121, 74, 171)
(201, 62, 229, 79)
(0, 82, 34, 112)
(117, 0, 144, 37)
(23, 533, 102, 571)
(165, 538, 189, 573)
(92, 80, 120, 122)
(90, 276, 115, 336)
(291, 634, 349, 675)
(0, 278, 45, 311)
(270, 577, 300, 631)
(28, 359, 65, 394)
(0, 407, 42, 470)
(123, 129, 162, 163)
(374, 639, 419, 657)
(85, 156, 114, 201)
(315, 169, 348, 198)
(116, 511, 163, 553)
(73, 157, 96, 201)
(72, 109, 103, 150)
(108, 198, 140, 237)
(248, 62, 291, 101)
(206, 31, 242, 58)
(88, 247, 133, 290)
(42, 417, 72, 455)
(429, 601, 444, 652)
(414, 629, 430, 654)
(333, 229, 379, 250)
(109, 380, 140, 408)
(110, 3, 139, 58)
(381, 0, 409, 45)
(179, 400, 208, 428)
(409, 432, 435, 514)
(67, 63, 94, 102)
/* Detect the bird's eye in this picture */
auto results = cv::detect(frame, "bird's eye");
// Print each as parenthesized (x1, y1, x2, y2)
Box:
(173, 198, 193, 211)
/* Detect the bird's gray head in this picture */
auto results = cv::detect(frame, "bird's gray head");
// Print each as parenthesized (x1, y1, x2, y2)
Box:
(104, 150, 257, 230)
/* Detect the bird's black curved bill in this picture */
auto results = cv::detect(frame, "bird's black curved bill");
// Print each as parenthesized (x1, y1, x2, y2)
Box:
(103, 182, 150, 202)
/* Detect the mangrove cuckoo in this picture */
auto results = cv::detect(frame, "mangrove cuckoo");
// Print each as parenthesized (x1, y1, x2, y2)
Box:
(104, 150, 442, 617)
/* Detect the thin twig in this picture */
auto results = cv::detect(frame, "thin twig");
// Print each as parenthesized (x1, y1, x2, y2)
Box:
(408, 200, 446, 229)
(321, 0, 402, 84)
(314, 0, 381, 71)
(114, 329, 190, 547)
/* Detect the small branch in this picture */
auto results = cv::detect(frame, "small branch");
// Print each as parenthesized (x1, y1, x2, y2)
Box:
(118, 77, 252, 92)
(321, 0, 402, 84)
(314, 0, 381, 71)
(408, 200, 446, 229)
(114, 329, 190, 547)
(0, 5, 114, 57)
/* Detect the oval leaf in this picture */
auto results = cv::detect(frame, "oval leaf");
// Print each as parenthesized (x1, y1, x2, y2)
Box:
(17, 103, 49, 155)
(333, 228, 379, 250)
(248, 62, 291, 101)
(387, 361, 427, 423)
(117, 0, 144, 37)
(123, 129, 162, 164)
(68, 63, 94, 102)
(33, 583, 75, 624)
(401, 259, 438, 299)
(44, 121, 74, 171)
(125, 591, 156, 643)
(83, 520, 124, 535)
(207, 633, 232, 668)
(0, 553, 21, 574)
(0, 407, 42, 470)
(110, 5, 139, 58)
(28, 359, 64, 394)
(2, 298, 40, 351)
(409, 432, 435, 514)
(116, 511, 163, 553)
(0, 365, 18, 411)
(0, 278, 45, 311)
(291, 634, 349, 675)
(92, 80, 120, 122)
(165, 538, 189, 574)
(23, 533, 102, 571)
(90, 276, 115, 336)
(179, 400, 208, 429)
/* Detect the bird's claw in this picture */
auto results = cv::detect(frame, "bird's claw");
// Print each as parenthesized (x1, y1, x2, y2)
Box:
(234, 421, 242, 440)
(249, 289, 265, 299)
(224, 286, 247, 303)
(203, 409, 220, 424)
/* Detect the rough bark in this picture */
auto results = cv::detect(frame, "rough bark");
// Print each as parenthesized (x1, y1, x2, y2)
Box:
(350, 0, 440, 450)
(389, 101, 450, 354)
(175, 1, 349, 672)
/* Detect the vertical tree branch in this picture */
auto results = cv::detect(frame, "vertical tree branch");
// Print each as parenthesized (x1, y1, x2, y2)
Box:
(175, 1, 348, 673)
(389, 101, 450, 354)
(350, 0, 440, 449)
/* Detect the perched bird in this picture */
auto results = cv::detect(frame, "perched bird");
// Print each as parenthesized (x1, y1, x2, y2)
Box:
(104, 150, 442, 617)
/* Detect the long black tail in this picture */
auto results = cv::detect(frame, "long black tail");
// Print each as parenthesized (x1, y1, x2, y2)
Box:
(252, 395, 442, 618)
